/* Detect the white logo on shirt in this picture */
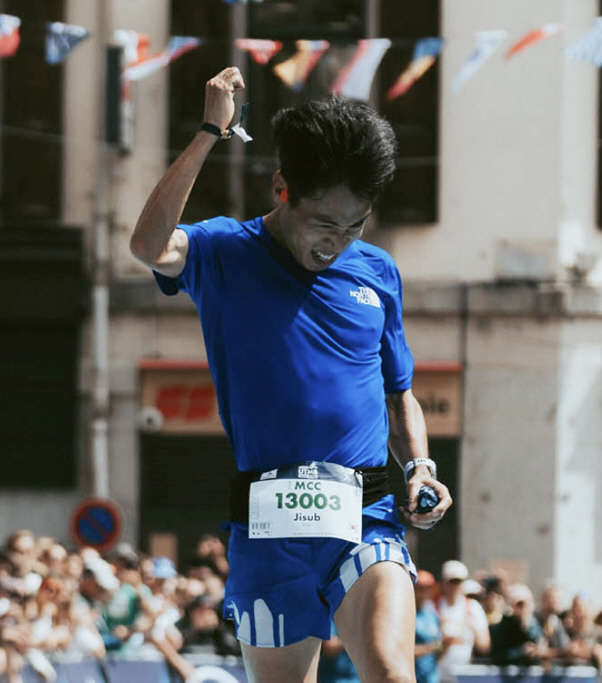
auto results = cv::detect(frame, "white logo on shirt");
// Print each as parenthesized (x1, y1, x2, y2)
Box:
(349, 286, 381, 308)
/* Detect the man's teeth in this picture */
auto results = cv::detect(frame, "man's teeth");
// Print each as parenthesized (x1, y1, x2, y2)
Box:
(315, 250, 336, 261)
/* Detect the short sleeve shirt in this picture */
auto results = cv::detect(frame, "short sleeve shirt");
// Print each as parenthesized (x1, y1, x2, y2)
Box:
(154, 216, 414, 472)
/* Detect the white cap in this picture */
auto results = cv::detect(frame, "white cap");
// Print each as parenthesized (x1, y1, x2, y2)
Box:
(462, 579, 483, 596)
(441, 560, 469, 582)
(84, 558, 119, 593)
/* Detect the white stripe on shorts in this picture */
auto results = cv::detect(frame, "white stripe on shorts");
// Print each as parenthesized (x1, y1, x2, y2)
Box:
(338, 537, 409, 594)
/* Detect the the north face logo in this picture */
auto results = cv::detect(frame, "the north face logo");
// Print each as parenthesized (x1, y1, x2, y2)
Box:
(349, 286, 381, 308)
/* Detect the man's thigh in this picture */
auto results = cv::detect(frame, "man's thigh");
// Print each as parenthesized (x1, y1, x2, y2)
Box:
(240, 637, 322, 683)
(334, 561, 416, 683)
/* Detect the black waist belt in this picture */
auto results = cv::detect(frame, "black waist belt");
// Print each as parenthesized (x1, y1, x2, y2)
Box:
(230, 466, 391, 523)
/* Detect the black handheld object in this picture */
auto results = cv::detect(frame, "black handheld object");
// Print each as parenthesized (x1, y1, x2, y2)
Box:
(412, 485, 439, 514)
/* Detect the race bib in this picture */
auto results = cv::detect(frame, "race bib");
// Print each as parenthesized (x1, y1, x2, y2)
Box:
(248, 462, 363, 543)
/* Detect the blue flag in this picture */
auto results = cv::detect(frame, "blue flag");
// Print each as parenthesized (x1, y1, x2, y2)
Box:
(46, 21, 90, 64)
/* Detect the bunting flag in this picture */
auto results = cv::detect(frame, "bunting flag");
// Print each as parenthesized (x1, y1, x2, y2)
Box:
(114, 29, 151, 66)
(0, 14, 21, 59)
(123, 35, 201, 81)
(273, 39, 330, 91)
(505, 23, 563, 60)
(46, 21, 90, 64)
(451, 29, 507, 91)
(565, 17, 602, 67)
(331, 38, 391, 101)
(386, 37, 443, 101)
(235, 38, 282, 64)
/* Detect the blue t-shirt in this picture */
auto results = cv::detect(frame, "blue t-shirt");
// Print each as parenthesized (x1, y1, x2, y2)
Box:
(154, 216, 413, 472)
(415, 602, 442, 683)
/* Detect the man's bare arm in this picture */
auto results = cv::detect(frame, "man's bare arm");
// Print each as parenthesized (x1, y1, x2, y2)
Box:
(386, 389, 452, 529)
(130, 66, 245, 277)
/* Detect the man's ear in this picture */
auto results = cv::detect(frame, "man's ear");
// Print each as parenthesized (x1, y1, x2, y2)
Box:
(272, 169, 289, 204)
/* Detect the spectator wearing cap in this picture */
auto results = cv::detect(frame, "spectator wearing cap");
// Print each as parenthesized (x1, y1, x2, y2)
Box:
(490, 583, 547, 666)
(138, 558, 182, 643)
(436, 560, 490, 683)
(414, 570, 442, 683)
(145, 557, 178, 611)
(102, 547, 152, 650)
(79, 558, 119, 605)
(78, 557, 122, 651)
(480, 575, 508, 627)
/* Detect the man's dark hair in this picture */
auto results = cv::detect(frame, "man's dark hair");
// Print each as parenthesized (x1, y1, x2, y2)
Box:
(272, 94, 397, 206)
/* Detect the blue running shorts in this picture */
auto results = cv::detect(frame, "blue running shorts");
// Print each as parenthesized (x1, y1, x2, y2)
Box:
(223, 494, 416, 647)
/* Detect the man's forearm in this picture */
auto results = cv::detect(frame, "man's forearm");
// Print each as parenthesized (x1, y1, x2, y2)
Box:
(386, 389, 429, 469)
(130, 66, 246, 272)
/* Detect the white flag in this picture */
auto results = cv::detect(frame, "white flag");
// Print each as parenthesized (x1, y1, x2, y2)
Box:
(452, 30, 508, 91)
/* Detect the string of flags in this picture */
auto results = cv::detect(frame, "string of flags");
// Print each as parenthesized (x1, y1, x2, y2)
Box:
(3, 14, 602, 101)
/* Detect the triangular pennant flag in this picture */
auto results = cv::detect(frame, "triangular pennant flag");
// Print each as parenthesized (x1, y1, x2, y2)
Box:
(451, 30, 508, 91)
(331, 38, 391, 101)
(565, 17, 602, 67)
(122, 35, 201, 82)
(165, 36, 202, 62)
(505, 23, 563, 60)
(386, 37, 443, 101)
(273, 39, 330, 91)
(235, 38, 282, 65)
(46, 22, 90, 64)
(114, 29, 151, 66)
(0, 14, 21, 59)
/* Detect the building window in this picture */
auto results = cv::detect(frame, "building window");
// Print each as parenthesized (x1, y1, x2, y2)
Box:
(376, 0, 440, 225)
(0, 0, 64, 227)
(169, 2, 232, 223)
(0, 228, 87, 489)
(169, 0, 440, 226)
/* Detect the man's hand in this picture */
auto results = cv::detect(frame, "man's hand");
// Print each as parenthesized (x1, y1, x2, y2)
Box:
(401, 463, 452, 530)
(203, 66, 245, 134)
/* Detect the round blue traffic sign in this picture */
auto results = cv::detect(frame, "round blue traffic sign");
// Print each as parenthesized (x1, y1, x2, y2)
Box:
(71, 498, 122, 552)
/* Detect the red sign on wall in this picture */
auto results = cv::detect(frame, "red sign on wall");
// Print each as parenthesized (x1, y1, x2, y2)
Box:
(139, 360, 223, 434)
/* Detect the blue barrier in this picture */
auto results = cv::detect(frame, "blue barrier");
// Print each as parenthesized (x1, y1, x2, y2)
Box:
(455, 664, 600, 683)
(102, 658, 172, 683)
(2, 659, 595, 683)
(55, 660, 106, 682)
(175, 653, 248, 682)
(0, 654, 249, 683)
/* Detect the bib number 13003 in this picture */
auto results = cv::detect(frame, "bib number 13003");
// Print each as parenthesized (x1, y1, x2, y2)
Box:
(275, 491, 341, 511)
(249, 464, 363, 543)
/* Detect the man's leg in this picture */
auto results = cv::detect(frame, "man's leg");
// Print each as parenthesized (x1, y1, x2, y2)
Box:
(334, 561, 417, 683)
(240, 636, 322, 683)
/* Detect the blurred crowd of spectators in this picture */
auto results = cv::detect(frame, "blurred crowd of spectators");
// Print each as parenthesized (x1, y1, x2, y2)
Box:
(410, 560, 602, 683)
(0, 529, 238, 683)
(2, 532, 601, 683)
(319, 559, 602, 683)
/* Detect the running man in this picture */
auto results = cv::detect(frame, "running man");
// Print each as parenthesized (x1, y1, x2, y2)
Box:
(131, 66, 452, 683)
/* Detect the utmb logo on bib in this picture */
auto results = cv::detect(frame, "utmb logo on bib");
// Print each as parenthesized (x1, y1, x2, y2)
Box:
(298, 465, 319, 479)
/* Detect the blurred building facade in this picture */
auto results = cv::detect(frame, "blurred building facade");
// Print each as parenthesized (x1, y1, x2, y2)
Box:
(0, 0, 601, 601)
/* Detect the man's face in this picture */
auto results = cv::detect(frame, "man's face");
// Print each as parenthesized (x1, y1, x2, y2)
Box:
(278, 185, 372, 272)
(441, 578, 464, 599)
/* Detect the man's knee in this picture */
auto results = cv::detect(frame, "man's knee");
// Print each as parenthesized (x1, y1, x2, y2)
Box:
(356, 648, 416, 683)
